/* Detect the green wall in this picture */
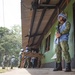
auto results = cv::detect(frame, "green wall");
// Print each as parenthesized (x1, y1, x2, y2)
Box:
(40, 0, 75, 64)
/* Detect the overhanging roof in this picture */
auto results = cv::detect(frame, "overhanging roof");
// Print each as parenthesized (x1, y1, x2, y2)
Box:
(21, 0, 64, 49)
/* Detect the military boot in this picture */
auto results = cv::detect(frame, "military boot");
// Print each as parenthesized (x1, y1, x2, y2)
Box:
(53, 62, 62, 71)
(65, 63, 71, 72)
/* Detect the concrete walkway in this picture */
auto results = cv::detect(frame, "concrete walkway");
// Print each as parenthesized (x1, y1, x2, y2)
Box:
(0, 68, 75, 75)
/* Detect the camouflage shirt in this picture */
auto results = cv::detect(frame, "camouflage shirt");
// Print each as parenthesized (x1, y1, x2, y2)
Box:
(55, 21, 71, 44)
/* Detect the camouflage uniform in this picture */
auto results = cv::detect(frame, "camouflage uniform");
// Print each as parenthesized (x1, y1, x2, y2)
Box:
(2, 55, 10, 69)
(10, 55, 15, 69)
(55, 21, 71, 63)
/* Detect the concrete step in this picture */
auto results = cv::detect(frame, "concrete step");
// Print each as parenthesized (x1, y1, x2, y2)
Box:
(0, 68, 75, 75)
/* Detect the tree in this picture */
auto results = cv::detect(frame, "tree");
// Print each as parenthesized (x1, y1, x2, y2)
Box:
(0, 26, 22, 65)
(0, 27, 9, 38)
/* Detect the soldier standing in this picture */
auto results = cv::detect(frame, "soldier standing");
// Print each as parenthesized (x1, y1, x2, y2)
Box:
(2, 54, 9, 69)
(18, 49, 24, 68)
(53, 12, 71, 72)
(10, 55, 15, 69)
(2, 54, 7, 69)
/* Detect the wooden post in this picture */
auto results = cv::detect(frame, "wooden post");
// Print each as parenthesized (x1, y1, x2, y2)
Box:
(66, 0, 69, 5)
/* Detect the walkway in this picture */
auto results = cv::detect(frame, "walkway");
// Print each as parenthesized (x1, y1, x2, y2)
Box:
(0, 68, 75, 75)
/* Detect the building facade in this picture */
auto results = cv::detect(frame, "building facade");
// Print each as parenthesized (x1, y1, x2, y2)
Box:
(40, 0, 75, 68)
(21, 0, 75, 68)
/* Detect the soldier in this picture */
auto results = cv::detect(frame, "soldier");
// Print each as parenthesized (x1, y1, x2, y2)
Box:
(31, 50, 36, 68)
(2, 54, 7, 69)
(53, 12, 71, 72)
(2, 54, 10, 69)
(10, 55, 15, 69)
(24, 46, 31, 68)
(18, 49, 24, 68)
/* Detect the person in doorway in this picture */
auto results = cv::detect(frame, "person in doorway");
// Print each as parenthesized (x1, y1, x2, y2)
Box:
(53, 12, 71, 72)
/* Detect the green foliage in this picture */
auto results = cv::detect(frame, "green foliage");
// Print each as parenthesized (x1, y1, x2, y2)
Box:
(0, 25, 22, 65)
(0, 27, 9, 38)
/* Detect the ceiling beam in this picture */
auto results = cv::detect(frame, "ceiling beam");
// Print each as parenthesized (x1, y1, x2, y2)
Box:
(28, 0, 39, 44)
(37, 0, 62, 9)
(28, 9, 37, 43)
(36, 8, 57, 47)
(43, 9, 57, 34)
(31, 0, 38, 10)
(30, 43, 37, 46)
(56, 0, 63, 6)
(32, 0, 56, 9)
(36, 0, 63, 46)
(37, 4, 56, 9)
(42, 0, 50, 4)
(25, 33, 42, 37)
(31, 8, 46, 45)
(30, 0, 51, 46)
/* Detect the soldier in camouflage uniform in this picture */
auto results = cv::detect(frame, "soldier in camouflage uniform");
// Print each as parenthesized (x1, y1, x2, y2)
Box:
(10, 55, 15, 69)
(2, 54, 10, 69)
(18, 49, 24, 68)
(53, 12, 71, 72)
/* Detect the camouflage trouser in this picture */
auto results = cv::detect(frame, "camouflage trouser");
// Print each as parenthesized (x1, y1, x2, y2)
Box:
(55, 41, 71, 63)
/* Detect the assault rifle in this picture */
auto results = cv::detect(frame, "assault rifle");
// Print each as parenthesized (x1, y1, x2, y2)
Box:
(56, 22, 60, 44)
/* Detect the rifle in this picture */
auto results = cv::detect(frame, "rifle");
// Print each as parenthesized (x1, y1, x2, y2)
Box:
(56, 22, 60, 44)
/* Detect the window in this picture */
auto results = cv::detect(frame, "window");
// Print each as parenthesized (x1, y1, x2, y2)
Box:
(45, 35, 51, 52)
